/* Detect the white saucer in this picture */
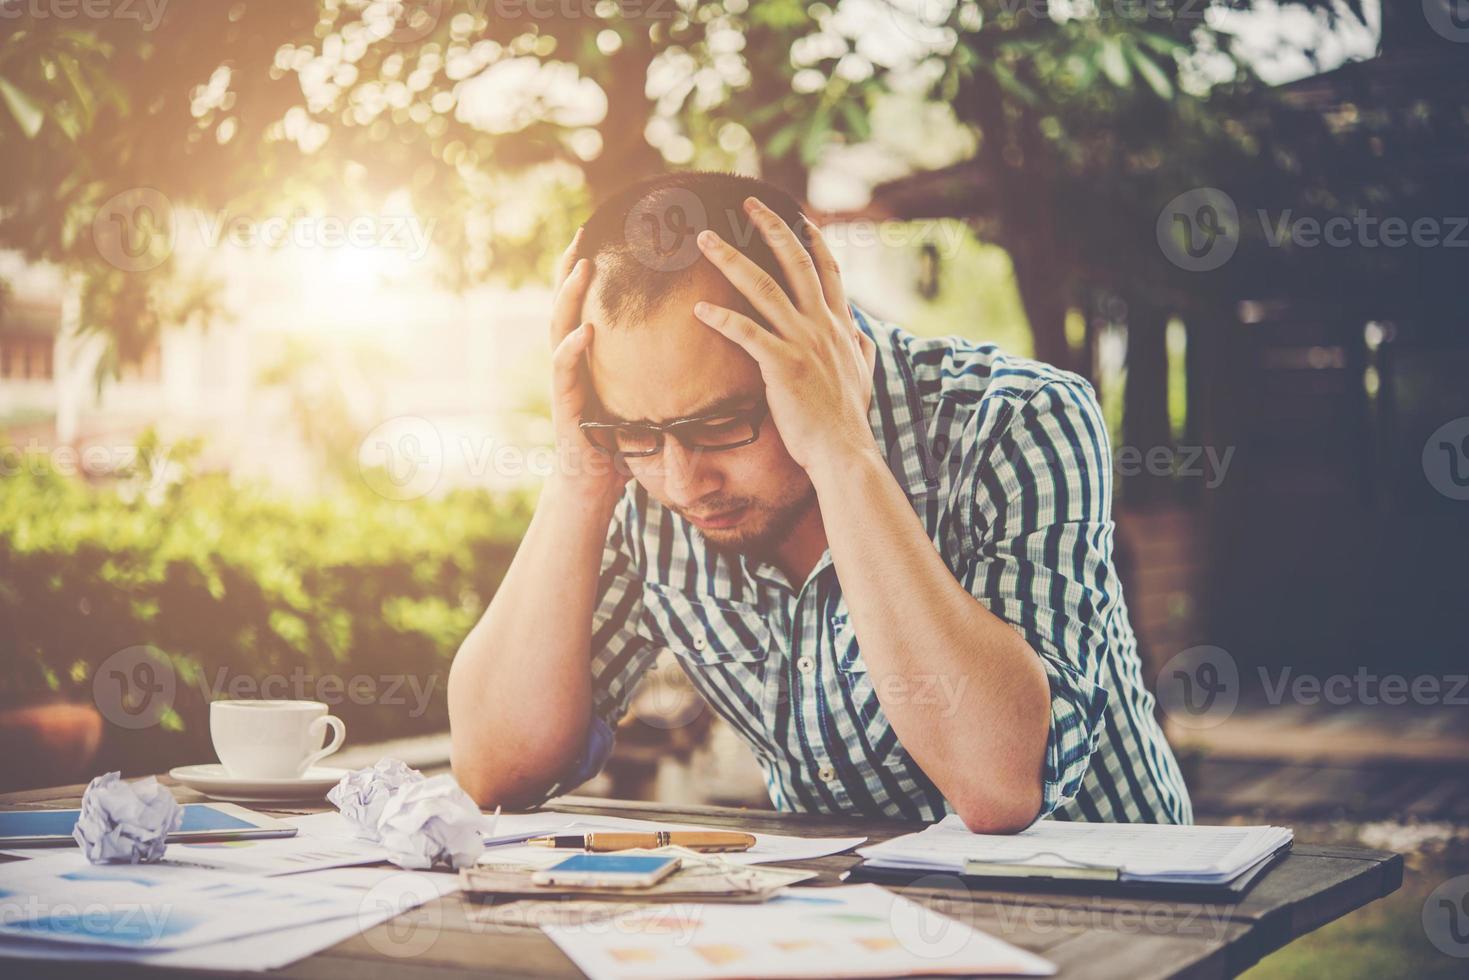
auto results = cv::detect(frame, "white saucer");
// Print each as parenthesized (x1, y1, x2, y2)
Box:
(169, 764, 349, 803)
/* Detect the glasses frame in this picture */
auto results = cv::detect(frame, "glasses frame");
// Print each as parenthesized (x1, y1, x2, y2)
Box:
(580, 399, 769, 459)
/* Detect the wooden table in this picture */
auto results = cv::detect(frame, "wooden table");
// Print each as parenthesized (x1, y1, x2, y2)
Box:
(0, 779, 1402, 979)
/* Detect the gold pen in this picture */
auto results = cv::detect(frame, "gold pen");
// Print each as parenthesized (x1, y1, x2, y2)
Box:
(524, 830, 757, 853)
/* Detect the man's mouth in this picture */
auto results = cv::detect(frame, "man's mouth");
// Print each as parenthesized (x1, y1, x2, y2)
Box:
(687, 505, 748, 530)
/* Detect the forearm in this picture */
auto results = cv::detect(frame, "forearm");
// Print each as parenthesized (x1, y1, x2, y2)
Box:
(810, 447, 1050, 832)
(448, 480, 615, 807)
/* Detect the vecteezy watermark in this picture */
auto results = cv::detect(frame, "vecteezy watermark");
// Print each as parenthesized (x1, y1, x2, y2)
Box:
(1156, 646, 1469, 728)
(618, 187, 973, 275)
(199, 667, 440, 718)
(91, 188, 437, 272)
(0, 439, 176, 487)
(989, 893, 1234, 941)
(0, 895, 177, 946)
(355, 0, 678, 43)
(0, 0, 168, 31)
(93, 645, 442, 728)
(1257, 667, 1469, 709)
(1423, 417, 1469, 501)
(1423, 0, 1469, 43)
(356, 418, 636, 501)
(1158, 188, 1468, 271)
(358, 872, 444, 958)
(1423, 875, 1469, 957)
(1154, 645, 1240, 730)
(93, 645, 178, 730)
(1156, 188, 1241, 272)
(1113, 444, 1235, 489)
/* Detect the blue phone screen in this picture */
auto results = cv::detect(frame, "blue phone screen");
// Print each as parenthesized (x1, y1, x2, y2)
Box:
(549, 854, 676, 874)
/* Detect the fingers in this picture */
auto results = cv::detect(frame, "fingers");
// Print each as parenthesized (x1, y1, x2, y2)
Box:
(741, 197, 825, 314)
(692, 301, 779, 367)
(696, 227, 798, 334)
(800, 215, 854, 329)
(551, 321, 594, 407)
(550, 257, 591, 348)
(554, 226, 585, 286)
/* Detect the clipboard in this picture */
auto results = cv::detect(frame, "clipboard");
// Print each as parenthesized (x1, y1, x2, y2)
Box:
(847, 840, 1291, 902)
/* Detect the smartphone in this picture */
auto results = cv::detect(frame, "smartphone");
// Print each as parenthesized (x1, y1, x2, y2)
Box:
(530, 853, 681, 889)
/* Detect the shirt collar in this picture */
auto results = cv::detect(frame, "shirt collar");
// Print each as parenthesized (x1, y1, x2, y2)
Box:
(854, 304, 937, 501)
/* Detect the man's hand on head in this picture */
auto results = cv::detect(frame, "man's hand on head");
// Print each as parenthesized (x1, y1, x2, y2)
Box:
(690, 197, 879, 479)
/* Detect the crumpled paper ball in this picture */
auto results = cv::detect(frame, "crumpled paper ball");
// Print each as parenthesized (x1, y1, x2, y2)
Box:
(326, 758, 426, 841)
(72, 771, 183, 864)
(376, 773, 484, 870)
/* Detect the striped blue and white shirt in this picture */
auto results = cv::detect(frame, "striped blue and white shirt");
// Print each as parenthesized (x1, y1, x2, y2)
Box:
(558, 306, 1192, 825)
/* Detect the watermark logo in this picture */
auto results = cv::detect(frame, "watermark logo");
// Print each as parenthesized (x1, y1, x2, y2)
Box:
(1157, 188, 1240, 272)
(888, 875, 975, 959)
(624, 187, 709, 273)
(1423, 417, 1469, 501)
(93, 187, 176, 273)
(1155, 645, 1239, 729)
(93, 645, 177, 730)
(1423, 875, 1469, 957)
(1424, 0, 1469, 43)
(358, 416, 445, 501)
(0, 0, 169, 31)
(359, 872, 444, 958)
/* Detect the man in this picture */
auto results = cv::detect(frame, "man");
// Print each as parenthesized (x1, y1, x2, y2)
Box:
(448, 171, 1191, 831)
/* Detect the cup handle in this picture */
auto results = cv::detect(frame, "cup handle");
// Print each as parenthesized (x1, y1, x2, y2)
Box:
(303, 714, 346, 771)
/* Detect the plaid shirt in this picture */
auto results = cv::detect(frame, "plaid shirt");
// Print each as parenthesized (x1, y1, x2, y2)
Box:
(553, 306, 1192, 825)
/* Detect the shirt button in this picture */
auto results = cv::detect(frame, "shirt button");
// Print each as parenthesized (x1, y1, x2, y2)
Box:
(796, 656, 814, 674)
(818, 765, 837, 783)
(692, 633, 708, 650)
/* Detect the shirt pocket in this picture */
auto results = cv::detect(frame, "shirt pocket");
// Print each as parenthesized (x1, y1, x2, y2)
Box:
(829, 612, 911, 770)
(638, 582, 772, 669)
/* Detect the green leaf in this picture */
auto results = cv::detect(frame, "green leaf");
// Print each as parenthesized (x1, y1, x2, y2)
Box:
(765, 122, 800, 161)
(0, 77, 46, 139)
(1098, 38, 1132, 89)
(1128, 47, 1173, 100)
(800, 107, 832, 163)
(839, 99, 871, 142)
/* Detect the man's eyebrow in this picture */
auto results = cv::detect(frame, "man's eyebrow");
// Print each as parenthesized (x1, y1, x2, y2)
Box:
(601, 392, 758, 425)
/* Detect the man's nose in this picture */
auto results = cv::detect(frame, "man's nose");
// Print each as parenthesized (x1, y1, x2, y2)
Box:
(658, 440, 720, 502)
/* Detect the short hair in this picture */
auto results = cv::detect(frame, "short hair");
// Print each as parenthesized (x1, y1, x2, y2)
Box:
(574, 170, 813, 329)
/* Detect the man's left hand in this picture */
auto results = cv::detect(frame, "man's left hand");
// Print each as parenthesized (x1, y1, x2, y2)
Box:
(692, 197, 878, 476)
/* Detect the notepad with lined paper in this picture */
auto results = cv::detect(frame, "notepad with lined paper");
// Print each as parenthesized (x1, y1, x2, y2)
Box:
(857, 815, 1293, 885)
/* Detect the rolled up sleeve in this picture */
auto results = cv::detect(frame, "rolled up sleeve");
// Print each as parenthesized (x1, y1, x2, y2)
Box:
(540, 492, 660, 800)
(956, 379, 1116, 817)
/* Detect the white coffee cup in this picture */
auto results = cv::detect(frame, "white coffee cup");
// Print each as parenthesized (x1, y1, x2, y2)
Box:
(210, 699, 346, 779)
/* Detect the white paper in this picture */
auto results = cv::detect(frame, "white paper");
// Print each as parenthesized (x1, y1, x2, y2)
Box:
(157, 833, 388, 876)
(326, 759, 425, 841)
(542, 883, 1055, 979)
(0, 854, 371, 950)
(857, 815, 1293, 883)
(0, 862, 455, 971)
(376, 774, 483, 870)
(71, 772, 182, 864)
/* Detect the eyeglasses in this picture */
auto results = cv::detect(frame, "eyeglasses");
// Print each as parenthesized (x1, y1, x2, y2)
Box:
(580, 400, 769, 458)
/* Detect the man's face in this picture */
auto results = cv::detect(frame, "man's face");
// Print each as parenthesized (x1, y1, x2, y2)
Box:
(585, 270, 815, 556)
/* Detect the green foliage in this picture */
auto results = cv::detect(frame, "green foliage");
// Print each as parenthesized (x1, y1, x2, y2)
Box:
(0, 450, 531, 763)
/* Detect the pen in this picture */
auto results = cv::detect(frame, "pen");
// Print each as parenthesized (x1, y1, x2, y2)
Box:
(524, 830, 757, 853)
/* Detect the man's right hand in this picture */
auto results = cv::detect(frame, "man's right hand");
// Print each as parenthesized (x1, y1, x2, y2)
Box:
(547, 228, 630, 513)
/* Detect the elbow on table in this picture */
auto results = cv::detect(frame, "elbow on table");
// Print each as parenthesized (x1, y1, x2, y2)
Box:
(952, 781, 1044, 835)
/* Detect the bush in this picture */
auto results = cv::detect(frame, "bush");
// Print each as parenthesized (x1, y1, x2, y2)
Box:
(0, 451, 530, 776)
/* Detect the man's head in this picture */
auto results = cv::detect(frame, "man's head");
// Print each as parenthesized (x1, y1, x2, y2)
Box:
(573, 171, 819, 557)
